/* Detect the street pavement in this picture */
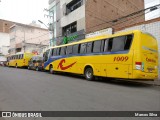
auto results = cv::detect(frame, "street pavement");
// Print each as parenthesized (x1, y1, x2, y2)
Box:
(0, 67, 160, 120)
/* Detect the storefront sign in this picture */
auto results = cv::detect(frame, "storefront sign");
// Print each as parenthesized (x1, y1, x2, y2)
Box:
(62, 29, 85, 44)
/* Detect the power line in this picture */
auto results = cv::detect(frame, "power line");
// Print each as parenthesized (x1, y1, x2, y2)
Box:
(86, 4, 160, 31)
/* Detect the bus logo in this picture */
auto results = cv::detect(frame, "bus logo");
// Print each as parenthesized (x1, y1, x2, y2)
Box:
(57, 59, 76, 70)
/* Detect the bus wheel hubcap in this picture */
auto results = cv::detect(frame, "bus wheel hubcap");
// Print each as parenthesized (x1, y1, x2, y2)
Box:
(86, 70, 92, 78)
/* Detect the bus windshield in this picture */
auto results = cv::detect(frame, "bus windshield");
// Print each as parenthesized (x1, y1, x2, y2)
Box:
(43, 49, 50, 62)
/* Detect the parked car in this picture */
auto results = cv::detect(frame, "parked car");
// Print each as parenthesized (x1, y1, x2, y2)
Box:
(28, 55, 44, 71)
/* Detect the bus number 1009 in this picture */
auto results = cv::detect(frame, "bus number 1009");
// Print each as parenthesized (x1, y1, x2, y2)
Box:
(114, 56, 129, 62)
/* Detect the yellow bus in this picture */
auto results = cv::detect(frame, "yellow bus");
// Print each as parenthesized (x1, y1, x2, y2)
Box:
(43, 30, 158, 80)
(7, 52, 34, 68)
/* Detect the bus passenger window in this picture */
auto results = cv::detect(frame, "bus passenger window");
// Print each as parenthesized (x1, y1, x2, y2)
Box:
(104, 39, 109, 52)
(86, 42, 93, 53)
(111, 36, 126, 52)
(80, 43, 87, 54)
(50, 48, 54, 56)
(124, 35, 133, 50)
(93, 40, 101, 53)
(73, 44, 80, 54)
(101, 40, 105, 52)
(53, 48, 57, 56)
(56, 48, 61, 55)
(108, 39, 113, 51)
(21, 54, 24, 59)
(60, 47, 66, 55)
(66, 45, 73, 55)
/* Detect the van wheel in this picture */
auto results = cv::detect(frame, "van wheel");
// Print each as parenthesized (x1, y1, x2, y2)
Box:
(49, 65, 54, 74)
(84, 67, 94, 81)
(28, 66, 30, 70)
(36, 67, 39, 71)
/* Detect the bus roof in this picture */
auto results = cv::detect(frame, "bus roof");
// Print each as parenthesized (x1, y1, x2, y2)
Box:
(48, 30, 142, 49)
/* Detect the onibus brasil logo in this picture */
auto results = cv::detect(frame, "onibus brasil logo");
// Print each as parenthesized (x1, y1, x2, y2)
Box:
(57, 59, 77, 70)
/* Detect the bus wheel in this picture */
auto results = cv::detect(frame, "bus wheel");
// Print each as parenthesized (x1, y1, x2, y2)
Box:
(84, 67, 94, 81)
(49, 65, 54, 74)
(15, 64, 18, 68)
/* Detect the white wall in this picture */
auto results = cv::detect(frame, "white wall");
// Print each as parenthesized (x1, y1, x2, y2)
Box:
(1, 46, 9, 55)
(0, 32, 10, 47)
(145, 0, 160, 20)
(0, 32, 10, 55)
(0, 56, 7, 62)
(60, 3, 85, 27)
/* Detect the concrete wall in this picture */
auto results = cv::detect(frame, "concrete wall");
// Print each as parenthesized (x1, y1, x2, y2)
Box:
(9, 24, 49, 54)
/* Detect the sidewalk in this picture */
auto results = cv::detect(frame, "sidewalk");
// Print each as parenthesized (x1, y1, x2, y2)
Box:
(137, 80, 160, 86)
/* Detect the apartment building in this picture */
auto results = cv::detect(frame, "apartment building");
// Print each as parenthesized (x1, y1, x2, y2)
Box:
(0, 19, 15, 56)
(9, 23, 49, 54)
(48, 0, 144, 45)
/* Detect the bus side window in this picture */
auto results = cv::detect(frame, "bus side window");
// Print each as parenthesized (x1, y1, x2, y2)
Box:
(104, 39, 109, 52)
(50, 48, 54, 56)
(86, 42, 93, 53)
(124, 35, 133, 50)
(100, 40, 105, 52)
(93, 40, 101, 53)
(73, 44, 80, 54)
(56, 48, 61, 55)
(80, 43, 87, 54)
(66, 45, 73, 55)
(60, 47, 66, 55)
(111, 36, 126, 52)
(21, 54, 24, 59)
(108, 38, 113, 51)
(53, 48, 57, 56)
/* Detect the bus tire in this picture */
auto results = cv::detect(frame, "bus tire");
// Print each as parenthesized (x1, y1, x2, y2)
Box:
(15, 63, 18, 68)
(49, 65, 54, 74)
(84, 67, 94, 81)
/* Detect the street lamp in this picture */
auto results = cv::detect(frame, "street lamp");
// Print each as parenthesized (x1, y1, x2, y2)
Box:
(38, 20, 49, 29)
(38, 20, 53, 46)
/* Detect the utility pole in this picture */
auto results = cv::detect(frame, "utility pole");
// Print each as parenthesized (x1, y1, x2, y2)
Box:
(23, 26, 26, 52)
(43, 8, 54, 46)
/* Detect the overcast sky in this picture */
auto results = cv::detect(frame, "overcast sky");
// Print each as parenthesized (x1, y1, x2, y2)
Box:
(0, 0, 160, 28)
(0, 0, 48, 28)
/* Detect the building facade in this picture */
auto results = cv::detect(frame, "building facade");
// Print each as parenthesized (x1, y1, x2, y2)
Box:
(0, 19, 14, 33)
(48, 0, 145, 45)
(0, 19, 14, 56)
(9, 23, 49, 54)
